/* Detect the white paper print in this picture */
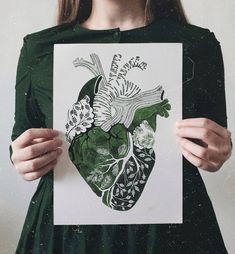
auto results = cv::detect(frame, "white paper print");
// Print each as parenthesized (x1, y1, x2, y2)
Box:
(53, 43, 182, 225)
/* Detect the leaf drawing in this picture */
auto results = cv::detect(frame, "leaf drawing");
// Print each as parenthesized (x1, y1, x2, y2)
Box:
(66, 53, 171, 211)
(65, 95, 94, 143)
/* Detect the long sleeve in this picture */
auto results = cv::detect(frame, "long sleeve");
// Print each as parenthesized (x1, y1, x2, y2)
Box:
(9, 36, 33, 161)
(197, 31, 228, 129)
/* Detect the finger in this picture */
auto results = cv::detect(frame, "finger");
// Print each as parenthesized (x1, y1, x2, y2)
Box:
(13, 128, 59, 149)
(17, 138, 62, 161)
(176, 137, 221, 164)
(31, 137, 50, 145)
(175, 118, 231, 139)
(180, 146, 218, 172)
(17, 148, 62, 174)
(22, 159, 58, 181)
(174, 126, 221, 148)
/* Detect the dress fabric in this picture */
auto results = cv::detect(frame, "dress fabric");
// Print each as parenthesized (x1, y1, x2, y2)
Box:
(10, 18, 228, 254)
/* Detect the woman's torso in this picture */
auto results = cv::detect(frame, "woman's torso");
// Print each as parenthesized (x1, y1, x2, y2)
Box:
(15, 18, 228, 253)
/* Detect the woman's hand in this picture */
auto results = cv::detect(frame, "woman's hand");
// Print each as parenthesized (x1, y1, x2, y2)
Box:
(174, 118, 232, 172)
(11, 128, 63, 181)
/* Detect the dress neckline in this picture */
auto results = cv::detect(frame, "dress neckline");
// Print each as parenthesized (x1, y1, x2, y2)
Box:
(73, 18, 159, 34)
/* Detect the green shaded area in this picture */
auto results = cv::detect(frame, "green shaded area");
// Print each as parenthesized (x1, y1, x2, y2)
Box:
(69, 124, 128, 195)
(129, 99, 171, 131)
(77, 75, 103, 105)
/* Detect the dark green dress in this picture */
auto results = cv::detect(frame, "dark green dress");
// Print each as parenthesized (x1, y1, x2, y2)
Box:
(11, 18, 228, 253)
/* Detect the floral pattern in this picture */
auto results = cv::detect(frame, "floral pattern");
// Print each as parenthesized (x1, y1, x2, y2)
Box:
(65, 95, 94, 143)
(132, 120, 155, 149)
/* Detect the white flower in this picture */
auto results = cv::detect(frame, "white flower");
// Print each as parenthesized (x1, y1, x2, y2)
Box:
(132, 120, 155, 149)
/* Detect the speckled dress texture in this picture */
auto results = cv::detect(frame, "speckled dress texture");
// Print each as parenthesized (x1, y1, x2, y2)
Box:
(11, 18, 228, 253)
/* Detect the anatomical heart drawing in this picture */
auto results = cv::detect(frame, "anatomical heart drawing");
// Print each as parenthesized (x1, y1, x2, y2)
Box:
(54, 43, 182, 225)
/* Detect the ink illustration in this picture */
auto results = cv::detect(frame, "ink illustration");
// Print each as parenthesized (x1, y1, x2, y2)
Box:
(64, 53, 171, 211)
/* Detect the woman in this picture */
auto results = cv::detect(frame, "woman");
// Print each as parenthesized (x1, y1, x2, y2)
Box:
(10, 0, 232, 253)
